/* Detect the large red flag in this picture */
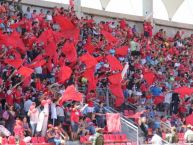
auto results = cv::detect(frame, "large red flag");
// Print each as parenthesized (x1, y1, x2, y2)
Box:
(54, 15, 75, 31)
(174, 86, 193, 96)
(37, 29, 53, 44)
(44, 41, 57, 57)
(115, 46, 129, 56)
(101, 30, 118, 43)
(79, 53, 98, 69)
(106, 55, 123, 71)
(62, 41, 77, 63)
(59, 85, 83, 105)
(17, 66, 34, 78)
(108, 73, 122, 85)
(108, 73, 124, 107)
(186, 113, 193, 126)
(106, 113, 121, 133)
(83, 68, 97, 91)
(109, 83, 124, 107)
(58, 66, 72, 83)
(4, 59, 23, 69)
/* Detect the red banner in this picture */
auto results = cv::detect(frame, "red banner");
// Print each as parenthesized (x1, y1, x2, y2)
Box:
(106, 113, 121, 133)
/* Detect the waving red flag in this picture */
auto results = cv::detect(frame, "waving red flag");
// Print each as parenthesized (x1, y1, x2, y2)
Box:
(4, 59, 23, 69)
(44, 41, 57, 57)
(108, 73, 124, 107)
(106, 55, 123, 71)
(106, 113, 121, 133)
(186, 113, 193, 126)
(27, 59, 46, 69)
(80, 53, 98, 69)
(116, 46, 129, 56)
(83, 68, 97, 91)
(17, 66, 34, 78)
(108, 73, 122, 85)
(143, 71, 156, 85)
(58, 66, 72, 83)
(54, 15, 75, 31)
(101, 30, 118, 43)
(59, 85, 83, 105)
(62, 41, 77, 63)
(174, 86, 193, 96)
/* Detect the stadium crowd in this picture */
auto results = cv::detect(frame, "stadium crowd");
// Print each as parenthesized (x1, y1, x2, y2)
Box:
(0, 0, 193, 145)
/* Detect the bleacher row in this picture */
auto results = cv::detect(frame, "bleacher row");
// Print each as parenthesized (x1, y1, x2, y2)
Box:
(1, 136, 52, 145)
(80, 134, 135, 145)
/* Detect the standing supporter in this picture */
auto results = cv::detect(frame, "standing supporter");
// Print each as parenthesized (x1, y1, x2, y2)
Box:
(94, 101, 106, 128)
(70, 103, 81, 140)
(27, 103, 39, 136)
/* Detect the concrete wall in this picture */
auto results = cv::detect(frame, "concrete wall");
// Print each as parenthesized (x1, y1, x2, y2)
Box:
(16, 0, 193, 37)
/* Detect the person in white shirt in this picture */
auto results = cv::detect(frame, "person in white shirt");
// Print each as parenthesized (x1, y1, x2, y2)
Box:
(46, 11, 53, 21)
(56, 105, 65, 123)
(184, 125, 193, 143)
(27, 103, 39, 136)
(150, 131, 163, 145)
(51, 100, 57, 125)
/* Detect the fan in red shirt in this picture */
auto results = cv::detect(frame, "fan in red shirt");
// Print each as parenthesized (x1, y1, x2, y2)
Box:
(85, 90, 95, 111)
(70, 103, 81, 140)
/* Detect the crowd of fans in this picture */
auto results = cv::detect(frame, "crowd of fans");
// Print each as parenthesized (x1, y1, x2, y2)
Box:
(0, 0, 193, 145)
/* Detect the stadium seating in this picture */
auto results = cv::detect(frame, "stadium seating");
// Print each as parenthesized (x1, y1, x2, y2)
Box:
(80, 134, 131, 144)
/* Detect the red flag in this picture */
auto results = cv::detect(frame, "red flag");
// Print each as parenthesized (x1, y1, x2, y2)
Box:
(106, 55, 123, 71)
(101, 30, 118, 43)
(54, 15, 75, 31)
(108, 73, 122, 85)
(143, 71, 156, 85)
(186, 113, 193, 126)
(17, 66, 34, 77)
(79, 53, 98, 69)
(27, 59, 46, 69)
(84, 37, 95, 54)
(108, 73, 124, 107)
(58, 66, 72, 83)
(37, 29, 53, 44)
(109, 83, 124, 107)
(44, 41, 57, 57)
(62, 28, 80, 42)
(83, 68, 97, 91)
(62, 41, 77, 63)
(4, 59, 23, 69)
(115, 46, 129, 56)
(174, 86, 193, 96)
(59, 85, 82, 105)
(106, 113, 121, 133)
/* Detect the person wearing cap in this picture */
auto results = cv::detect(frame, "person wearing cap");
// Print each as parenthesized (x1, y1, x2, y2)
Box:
(184, 125, 193, 143)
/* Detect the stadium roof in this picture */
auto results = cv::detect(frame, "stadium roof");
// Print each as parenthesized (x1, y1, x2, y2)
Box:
(43, 0, 193, 24)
